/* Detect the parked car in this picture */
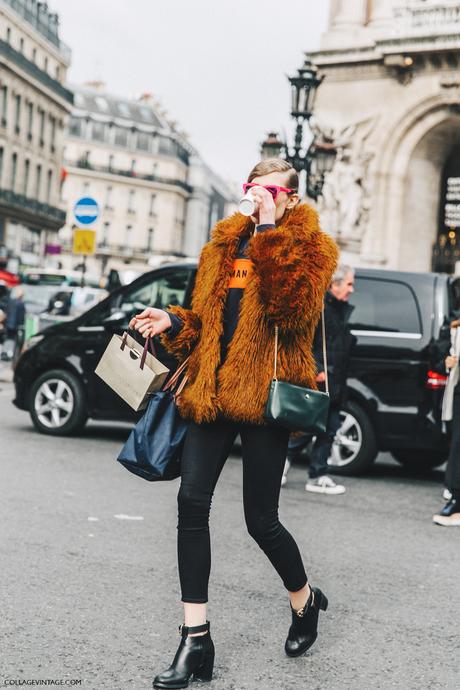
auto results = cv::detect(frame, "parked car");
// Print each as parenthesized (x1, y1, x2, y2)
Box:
(21, 268, 101, 288)
(12, 262, 458, 475)
(46, 287, 108, 317)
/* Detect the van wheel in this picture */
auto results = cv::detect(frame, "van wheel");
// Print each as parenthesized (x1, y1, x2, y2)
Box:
(392, 450, 447, 471)
(30, 369, 88, 436)
(327, 401, 378, 476)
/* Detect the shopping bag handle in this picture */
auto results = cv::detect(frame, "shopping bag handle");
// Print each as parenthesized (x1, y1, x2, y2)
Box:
(163, 355, 190, 393)
(120, 330, 157, 370)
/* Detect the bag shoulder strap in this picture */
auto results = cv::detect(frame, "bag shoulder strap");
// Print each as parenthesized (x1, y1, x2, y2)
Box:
(273, 305, 329, 395)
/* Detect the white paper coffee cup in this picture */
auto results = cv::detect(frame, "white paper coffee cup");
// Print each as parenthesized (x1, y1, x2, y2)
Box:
(238, 191, 259, 217)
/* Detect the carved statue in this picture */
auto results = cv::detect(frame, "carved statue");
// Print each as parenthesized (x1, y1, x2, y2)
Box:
(315, 116, 377, 243)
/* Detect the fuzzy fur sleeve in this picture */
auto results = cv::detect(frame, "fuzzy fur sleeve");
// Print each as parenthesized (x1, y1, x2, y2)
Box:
(159, 244, 212, 358)
(249, 221, 339, 332)
(160, 305, 201, 359)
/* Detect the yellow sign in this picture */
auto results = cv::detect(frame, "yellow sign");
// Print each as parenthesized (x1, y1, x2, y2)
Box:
(73, 229, 96, 255)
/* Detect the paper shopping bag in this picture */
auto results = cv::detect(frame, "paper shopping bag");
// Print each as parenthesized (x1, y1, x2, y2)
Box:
(95, 332, 169, 411)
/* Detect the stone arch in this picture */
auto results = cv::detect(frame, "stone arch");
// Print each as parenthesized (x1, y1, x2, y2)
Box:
(364, 92, 460, 270)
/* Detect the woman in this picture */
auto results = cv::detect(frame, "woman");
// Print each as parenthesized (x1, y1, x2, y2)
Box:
(432, 317, 460, 526)
(130, 158, 338, 688)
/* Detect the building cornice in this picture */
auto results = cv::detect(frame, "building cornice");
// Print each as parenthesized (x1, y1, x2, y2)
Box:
(0, 38, 73, 109)
(0, 0, 71, 65)
(66, 163, 193, 197)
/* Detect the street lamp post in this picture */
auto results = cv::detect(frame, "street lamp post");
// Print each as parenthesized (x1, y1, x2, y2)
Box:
(261, 60, 337, 200)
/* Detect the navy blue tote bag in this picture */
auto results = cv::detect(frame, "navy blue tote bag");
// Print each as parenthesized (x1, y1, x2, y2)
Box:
(117, 357, 189, 481)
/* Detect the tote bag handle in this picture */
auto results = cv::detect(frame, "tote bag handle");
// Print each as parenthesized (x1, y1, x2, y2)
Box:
(273, 306, 329, 395)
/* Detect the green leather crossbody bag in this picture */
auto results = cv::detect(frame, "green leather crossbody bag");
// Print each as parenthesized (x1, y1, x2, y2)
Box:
(264, 309, 330, 434)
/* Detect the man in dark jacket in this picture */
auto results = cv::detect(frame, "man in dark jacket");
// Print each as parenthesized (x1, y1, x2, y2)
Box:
(3, 287, 25, 361)
(282, 265, 356, 494)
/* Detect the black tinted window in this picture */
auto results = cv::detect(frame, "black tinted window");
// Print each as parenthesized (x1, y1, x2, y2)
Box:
(119, 270, 190, 317)
(349, 278, 421, 334)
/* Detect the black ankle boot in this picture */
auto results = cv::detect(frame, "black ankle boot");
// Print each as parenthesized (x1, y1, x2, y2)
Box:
(153, 621, 215, 689)
(285, 587, 328, 658)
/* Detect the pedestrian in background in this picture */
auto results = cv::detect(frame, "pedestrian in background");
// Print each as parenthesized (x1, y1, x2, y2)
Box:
(282, 265, 356, 495)
(130, 157, 338, 689)
(432, 316, 460, 526)
(3, 286, 25, 362)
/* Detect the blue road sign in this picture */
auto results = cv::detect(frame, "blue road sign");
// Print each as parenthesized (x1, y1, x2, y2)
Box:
(73, 197, 99, 225)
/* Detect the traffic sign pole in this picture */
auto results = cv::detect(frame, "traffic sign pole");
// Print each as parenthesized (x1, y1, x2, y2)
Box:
(72, 197, 99, 288)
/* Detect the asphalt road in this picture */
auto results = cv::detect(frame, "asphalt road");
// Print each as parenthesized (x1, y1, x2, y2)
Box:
(1, 374, 459, 690)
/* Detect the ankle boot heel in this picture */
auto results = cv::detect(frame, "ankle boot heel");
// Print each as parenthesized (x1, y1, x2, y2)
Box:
(285, 586, 328, 658)
(193, 650, 214, 682)
(153, 621, 214, 689)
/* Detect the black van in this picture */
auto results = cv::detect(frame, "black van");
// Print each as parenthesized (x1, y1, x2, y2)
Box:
(12, 263, 459, 475)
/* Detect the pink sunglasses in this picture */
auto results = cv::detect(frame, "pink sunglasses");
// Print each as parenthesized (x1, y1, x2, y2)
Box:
(242, 182, 295, 200)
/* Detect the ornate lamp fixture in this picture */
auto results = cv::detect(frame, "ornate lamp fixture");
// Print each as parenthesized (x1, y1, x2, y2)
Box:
(260, 59, 336, 200)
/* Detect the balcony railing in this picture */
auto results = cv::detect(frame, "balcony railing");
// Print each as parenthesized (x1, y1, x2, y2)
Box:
(394, 3, 460, 38)
(0, 188, 66, 227)
(0, 39, 73, 104)
(2, 0, 71, 60)
(72, 160, 193, 194)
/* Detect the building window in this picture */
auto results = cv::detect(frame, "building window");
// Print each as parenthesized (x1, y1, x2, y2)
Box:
(82, 181, 90, 195)
(117, 102, 131, 118)
(136, 131, 150, 152)
(23, 159, 30, 196)
(105, 186, 113, 210)
(32, 47, 36, 62)
(14, 94, 21, 134)
(50, 116, 56, 151)
(46, 169, 53, 203)
(44, 57, 48, 73)
(19, 37, 24, 53)
(108, 154, 114, 171)
(35, 164, 42, 200)
(69, 117, 82, 137)
(147, 227, 154, 251)
(56, 65, 60, 80)
(125, 225, 132, 247)
(39, 109, 45, 146)
(149, 193, 156, 217)
(1, 85, 8, 127)
(78, 150, 91, 168)
(6, 27, 11, 44)
(0, 147, 4, 186)
(114, 126, 128, 147)
(128, 189, 135, 213)
(91, 120, 106, 142)
(10, 153, 17, 191)
(95, 97, 109, 112)
(130, 159, 136, 175)
(27, 102, 33, 141)
(102, 221, 110, 247)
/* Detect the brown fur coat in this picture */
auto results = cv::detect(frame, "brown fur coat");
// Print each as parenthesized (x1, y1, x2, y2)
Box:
(161, 203, 339, 425)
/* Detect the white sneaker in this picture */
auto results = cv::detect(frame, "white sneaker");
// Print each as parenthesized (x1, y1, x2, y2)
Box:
(443, 488, 452, 501)
(281, 459, 291, 487)
(305, 476, 346, 495)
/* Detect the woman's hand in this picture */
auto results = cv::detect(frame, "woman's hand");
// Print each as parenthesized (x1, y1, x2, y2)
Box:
(316, 371, 326, 383)
(446, 355, 458, 370)
(250, 186, 276, 225)
(129, 308, 172, 339)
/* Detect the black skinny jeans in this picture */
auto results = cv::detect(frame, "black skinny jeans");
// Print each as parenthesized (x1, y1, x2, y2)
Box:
(177, 419, 308, 603)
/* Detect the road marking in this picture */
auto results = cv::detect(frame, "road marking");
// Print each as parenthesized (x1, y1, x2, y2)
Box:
(88, 516, 99, 521)
(114, 514, 144, 521)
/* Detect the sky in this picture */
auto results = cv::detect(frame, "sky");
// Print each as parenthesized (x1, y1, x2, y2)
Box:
(51, 0, 330, 185)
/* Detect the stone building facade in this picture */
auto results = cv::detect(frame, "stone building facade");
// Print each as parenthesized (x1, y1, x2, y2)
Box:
(60, 84, 234, 277)
(0, 0, 72, 268)
(311, 0, 460, 273)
